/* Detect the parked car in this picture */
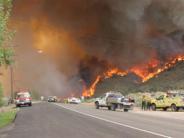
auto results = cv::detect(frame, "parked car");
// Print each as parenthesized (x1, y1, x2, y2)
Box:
(15, 92, 32, 107)
(48, 96, 57, 102)
(95, 92, 133, 112)
(67, 97, 81, 104)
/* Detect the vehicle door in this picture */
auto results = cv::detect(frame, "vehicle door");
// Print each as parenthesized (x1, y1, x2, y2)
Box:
(98, 94, 107, 106)
(106, 94, 115, 105)
(156, 95, 165, 107)
(163, 96, 171, 107)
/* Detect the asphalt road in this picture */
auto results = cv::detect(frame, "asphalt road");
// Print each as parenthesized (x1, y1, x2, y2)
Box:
(0, 103, 183, 138)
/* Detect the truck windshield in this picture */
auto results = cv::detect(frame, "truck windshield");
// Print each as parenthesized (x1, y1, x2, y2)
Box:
(114, 95, 122, 98)
(17, 93, 30, 98)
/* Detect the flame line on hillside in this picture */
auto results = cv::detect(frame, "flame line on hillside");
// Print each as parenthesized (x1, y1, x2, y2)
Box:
(82, 68, 128, 97)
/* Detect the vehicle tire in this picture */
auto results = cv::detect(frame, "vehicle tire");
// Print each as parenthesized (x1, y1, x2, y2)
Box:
(111, 104, 116, 111)
(163, 107, 167, 111)
(95, 102, 99, 109)
(108, 106, 111, 110)
(16, 104, 20, 108)
(171, 104, 177, 112)
(151, 103, 156, 111)
(124, 109, 128, 112)
(29, 103, 32, 106)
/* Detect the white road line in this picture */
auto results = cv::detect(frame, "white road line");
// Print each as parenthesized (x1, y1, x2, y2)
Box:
(54, 103, 172, 138)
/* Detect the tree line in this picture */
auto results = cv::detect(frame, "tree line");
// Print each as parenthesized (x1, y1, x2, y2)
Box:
(0, 0, 13, 106)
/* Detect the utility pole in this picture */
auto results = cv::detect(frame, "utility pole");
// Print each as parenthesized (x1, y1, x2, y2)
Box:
(10, 65, 14, 103)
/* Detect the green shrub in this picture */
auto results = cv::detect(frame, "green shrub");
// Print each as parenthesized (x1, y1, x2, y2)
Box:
(0, 109, 17, 128)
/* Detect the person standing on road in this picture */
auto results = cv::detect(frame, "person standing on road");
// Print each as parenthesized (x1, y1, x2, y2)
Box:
(146, 96, 151, 110)
(142, 95, 146, 110)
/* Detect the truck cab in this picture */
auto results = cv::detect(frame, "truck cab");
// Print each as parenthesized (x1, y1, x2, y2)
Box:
(96, 93, 117, 106)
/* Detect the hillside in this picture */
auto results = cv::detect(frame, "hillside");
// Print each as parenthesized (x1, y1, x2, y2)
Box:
(95, 61, 184, 96)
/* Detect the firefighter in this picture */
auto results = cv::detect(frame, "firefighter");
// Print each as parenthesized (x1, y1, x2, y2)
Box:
(146, 96, 151, 110)
(142, 95, 147, 110)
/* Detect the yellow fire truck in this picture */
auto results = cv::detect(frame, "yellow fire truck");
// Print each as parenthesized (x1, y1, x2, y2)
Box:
(151, 94, 184, 111)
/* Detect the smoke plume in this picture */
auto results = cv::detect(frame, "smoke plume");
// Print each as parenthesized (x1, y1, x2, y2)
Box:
(7, 0, 184, 96)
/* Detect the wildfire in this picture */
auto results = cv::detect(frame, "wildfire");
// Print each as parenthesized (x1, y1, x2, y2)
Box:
(104, 68, 128, 79)
(82, 75, 101, 97)
(82, 55, 184, 97)
(131, 55, 184, 82)
(82, 68, 127, 97)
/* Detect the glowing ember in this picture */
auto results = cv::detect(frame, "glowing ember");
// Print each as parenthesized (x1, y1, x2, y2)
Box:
(37, 49, 43, 54)
(82, 55, 184, 97)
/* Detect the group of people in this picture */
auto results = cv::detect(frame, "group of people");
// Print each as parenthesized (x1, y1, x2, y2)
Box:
(142, 95, 152, 110)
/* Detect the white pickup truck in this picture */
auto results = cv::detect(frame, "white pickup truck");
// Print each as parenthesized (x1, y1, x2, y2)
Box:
(94, 92, 133, 112)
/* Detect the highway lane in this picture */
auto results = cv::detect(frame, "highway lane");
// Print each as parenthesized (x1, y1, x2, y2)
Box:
(54, 103, 184, 138)
(0, 102, 181, 138)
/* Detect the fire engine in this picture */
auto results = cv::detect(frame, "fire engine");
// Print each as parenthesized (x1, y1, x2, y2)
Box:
(151, 94, 184, 111)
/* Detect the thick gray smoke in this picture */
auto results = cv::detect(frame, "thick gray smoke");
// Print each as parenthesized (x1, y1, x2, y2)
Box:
(10, 0, 184, 95)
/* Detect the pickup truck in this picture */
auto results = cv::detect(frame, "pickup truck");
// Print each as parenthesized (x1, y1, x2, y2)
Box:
(151, 94, 184, 111)
(94, 92, 133, 112)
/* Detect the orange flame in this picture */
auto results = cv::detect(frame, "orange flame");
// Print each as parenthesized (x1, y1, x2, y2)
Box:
(131, 55, 184, 82)
(82, 55, 184, 97)
(82, 68, 127, 97)
(82, 75, 101, 97)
